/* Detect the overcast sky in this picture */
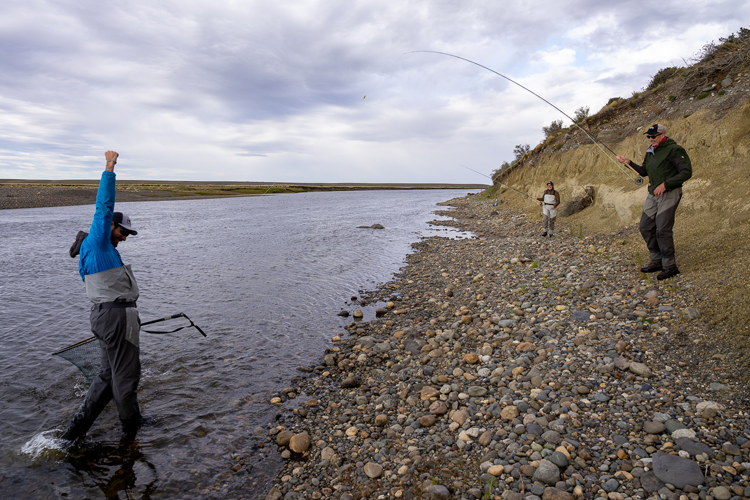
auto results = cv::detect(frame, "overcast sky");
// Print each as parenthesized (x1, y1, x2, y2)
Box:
(0, 0, 745, 182)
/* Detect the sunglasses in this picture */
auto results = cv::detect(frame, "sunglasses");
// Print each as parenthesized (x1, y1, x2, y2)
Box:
(117, 225, 132, 237)
(646, 134, 661, 139)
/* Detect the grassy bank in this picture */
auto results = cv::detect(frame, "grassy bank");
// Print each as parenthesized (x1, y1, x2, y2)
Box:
(0, 181, 487, 210)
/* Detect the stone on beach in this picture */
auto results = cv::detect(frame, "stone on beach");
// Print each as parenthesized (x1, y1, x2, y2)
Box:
(288, 432, 310, 453)
(420, 386, 440, 400)
(500, 405, 520, 420)
(363, 462, 383, 478)
(532, 460, 561, 485)
(652, 451, 704, 489)
(628, 362, 652, 377)
(275, 430, 294, 446)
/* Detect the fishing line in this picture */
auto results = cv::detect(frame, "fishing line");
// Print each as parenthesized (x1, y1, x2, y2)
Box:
(459, 164, 538, 203)
(408, 51, 644, 186)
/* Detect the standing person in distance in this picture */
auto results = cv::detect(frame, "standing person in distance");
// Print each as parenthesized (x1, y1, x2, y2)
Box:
(534, 181, 560, 237)
(617, 124, 692, 280)
(62, 150, 144, 443)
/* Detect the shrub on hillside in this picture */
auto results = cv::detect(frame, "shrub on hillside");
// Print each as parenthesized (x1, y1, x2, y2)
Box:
(574, 106, 590, 123)
(513, 144, 531, 159)
(646, 67, 681, 91)
(491, 162, 511, 180)
(542, 119, 564, 139)
(674, 27, 750, 99)
(720, 27, 750, 43)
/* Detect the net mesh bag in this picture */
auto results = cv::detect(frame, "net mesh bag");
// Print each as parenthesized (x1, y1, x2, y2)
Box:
(52, 337, 102, 383)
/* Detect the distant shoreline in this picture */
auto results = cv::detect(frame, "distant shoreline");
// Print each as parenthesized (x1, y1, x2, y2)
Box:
(0, 181, 487, 210)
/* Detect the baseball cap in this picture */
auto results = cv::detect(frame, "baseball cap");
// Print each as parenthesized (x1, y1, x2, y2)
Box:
(113, 212, 138, 235)
(644, 124, 666, 136)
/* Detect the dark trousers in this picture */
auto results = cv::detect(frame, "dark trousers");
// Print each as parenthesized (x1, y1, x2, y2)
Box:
(639, 187, 682, 268)
(63, 306, 141, 439)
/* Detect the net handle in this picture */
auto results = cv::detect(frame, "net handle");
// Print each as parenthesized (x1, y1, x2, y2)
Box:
(52, 312, 207, 355)
(141, 312, 207, 337)
(51, 336, 98, 356)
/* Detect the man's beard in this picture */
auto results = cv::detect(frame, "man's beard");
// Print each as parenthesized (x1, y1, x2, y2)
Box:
(111, 235, 119, 247)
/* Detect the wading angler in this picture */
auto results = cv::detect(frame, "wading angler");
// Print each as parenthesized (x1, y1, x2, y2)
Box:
(534, 181, 560, 237)
(62, 150, 145, 442)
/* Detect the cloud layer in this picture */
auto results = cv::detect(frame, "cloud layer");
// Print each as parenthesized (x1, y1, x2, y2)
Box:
(0, 0, 746, 182)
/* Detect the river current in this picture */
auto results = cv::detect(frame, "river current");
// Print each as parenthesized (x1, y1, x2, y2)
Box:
(0, 189, 476, 499)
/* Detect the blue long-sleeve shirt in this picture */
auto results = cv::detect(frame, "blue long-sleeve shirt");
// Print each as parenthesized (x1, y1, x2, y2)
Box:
(78, 171, 124, 281)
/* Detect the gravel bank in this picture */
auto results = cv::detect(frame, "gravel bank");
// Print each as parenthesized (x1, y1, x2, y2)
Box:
(259, 195, 750, 500)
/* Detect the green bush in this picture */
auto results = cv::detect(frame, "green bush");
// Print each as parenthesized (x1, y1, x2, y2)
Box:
(574, 106, 590, 123)
(606, 97, 621, 106)
(513, 144, 531, 159)
(542, 119, 564, 139)
(718, 89, 726, 96)
(646, 67, 681, 91)
(696, 91, 709, 100)
(668, 95, 676, 101)
(719, 27, 750, 44)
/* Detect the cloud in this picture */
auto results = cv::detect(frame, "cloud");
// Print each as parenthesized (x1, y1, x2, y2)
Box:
(0, 0, 747, 182)
(531, 48, 577, 67)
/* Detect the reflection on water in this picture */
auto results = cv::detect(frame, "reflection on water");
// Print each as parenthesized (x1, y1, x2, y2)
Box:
(0, 189, 476, 498)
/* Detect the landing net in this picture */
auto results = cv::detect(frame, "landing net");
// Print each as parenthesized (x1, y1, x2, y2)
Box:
(52, 312, 206, 383)
(52, 337, 101, 383)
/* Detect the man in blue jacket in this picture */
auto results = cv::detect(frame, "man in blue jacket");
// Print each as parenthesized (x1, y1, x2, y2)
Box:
(62, 150, 143, 442)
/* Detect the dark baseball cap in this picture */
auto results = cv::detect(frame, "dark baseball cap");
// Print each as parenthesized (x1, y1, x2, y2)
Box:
(644, 124, 666, 136)
(113, 212, 138, 235)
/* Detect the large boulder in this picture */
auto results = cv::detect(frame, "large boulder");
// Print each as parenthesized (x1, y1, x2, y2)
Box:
(652, 452, 704, 489)
(559, 186, 595, 217)
(289, 432, 311, 453)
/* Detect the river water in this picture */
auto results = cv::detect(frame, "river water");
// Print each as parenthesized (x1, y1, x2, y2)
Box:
(0, 189, 476, 499)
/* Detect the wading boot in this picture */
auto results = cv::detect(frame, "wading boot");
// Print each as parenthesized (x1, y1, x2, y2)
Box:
(542, 232, 547, 237)
(657, 266, 680, 280)
(120, 416, 143, 441)
(60, 420, 87, 444)
(640, 261, 663, 273)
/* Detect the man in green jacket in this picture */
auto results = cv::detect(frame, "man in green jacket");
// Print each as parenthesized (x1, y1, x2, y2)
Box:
(617, 124, 692, 280)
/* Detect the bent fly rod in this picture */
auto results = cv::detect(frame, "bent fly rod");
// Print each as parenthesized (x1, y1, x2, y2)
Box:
(460, 164, 539, 204)
(410, 51, 644, 185)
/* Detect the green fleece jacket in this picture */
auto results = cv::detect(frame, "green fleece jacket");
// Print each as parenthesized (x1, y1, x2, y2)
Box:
(628, 137, 692, 195)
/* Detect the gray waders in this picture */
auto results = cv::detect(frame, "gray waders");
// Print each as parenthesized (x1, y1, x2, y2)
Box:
(639, 187, 682, 268)
(62, 302, 141, 440)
